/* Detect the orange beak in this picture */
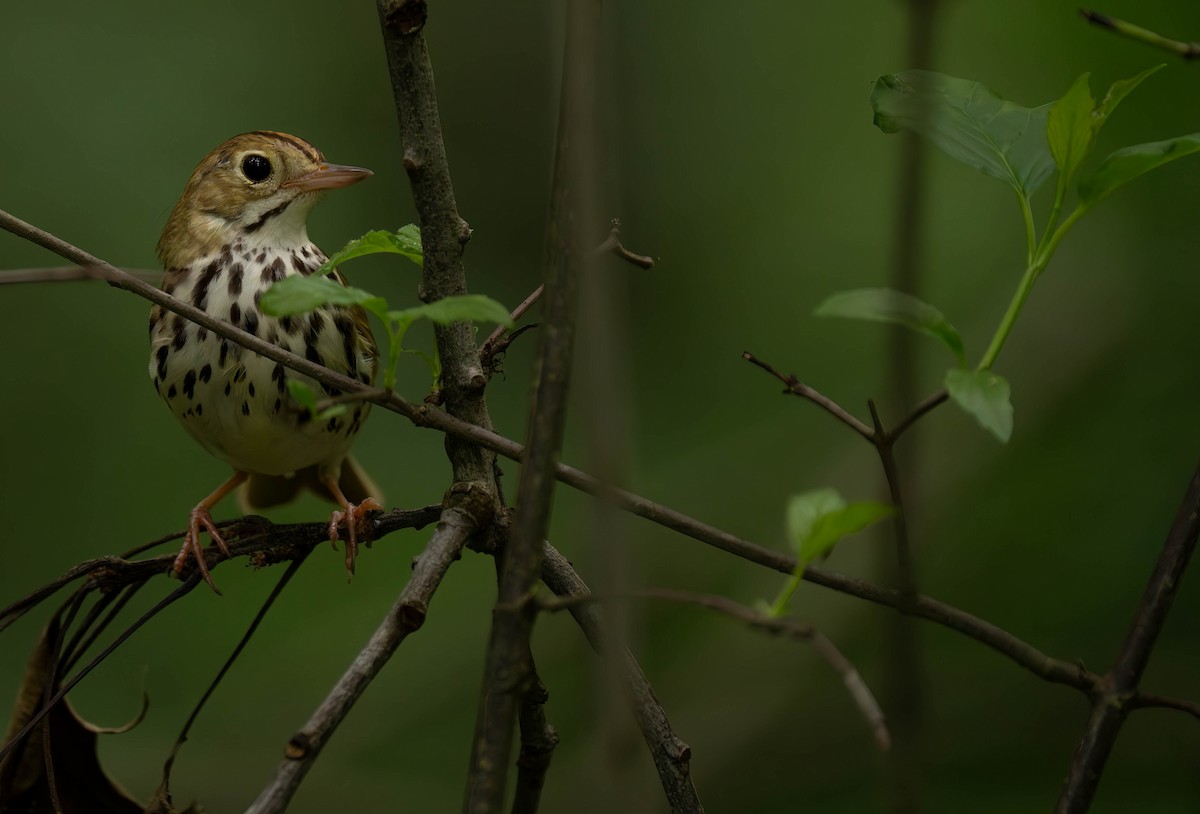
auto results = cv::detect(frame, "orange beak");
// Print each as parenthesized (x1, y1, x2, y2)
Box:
(283, 163, 373, 192)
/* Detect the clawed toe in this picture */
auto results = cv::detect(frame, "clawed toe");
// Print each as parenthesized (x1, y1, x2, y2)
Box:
(328, 498, 384, 577)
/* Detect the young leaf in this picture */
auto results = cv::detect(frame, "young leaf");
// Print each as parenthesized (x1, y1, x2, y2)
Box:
(285, 380, 318, 414)
(815, 287, 965, 365)
(316, 225, 424, 275)
(945, 368, 1014, 442)
(260, 275, 388, 319)
(787, 489, 893, 567)
(387, 295, 514, 329)
(317, 404, 349, 421)
(1092, 64, 1165, 134)
(1046, 73, 1095, 183)
(1078, 134, 1200, 207)
(870, 70, 1055, 197)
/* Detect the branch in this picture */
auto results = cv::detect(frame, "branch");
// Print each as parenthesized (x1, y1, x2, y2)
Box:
(1081, 9, 1200, 59)
(480, 284, 544, 371)
(1129, 692, 1200, 721)
(889, 389, 948, 442)
(541, 544, 702, 812)
(538, 586, 890, 752)
(465, 0, 597, 807)
(742, 351, 875, 441)
(0, 507, 442, 632)
(0, 266, 161, 285)
(510, 663, 559, 814)
(245, 505, 475, 814)
(595, 220, 655, 269)
(1056, 459, 1200, 812)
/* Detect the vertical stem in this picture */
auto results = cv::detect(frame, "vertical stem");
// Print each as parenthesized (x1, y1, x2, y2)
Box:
(880, 2, 937, 811)
(463, 2, 600, 810)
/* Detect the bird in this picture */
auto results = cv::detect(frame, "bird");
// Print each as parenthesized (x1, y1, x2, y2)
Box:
(149, 131, 381, 590)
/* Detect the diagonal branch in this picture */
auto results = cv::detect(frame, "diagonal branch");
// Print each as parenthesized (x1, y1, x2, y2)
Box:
(1055, 458, 1200, 812)
(245, 505, 475, 814)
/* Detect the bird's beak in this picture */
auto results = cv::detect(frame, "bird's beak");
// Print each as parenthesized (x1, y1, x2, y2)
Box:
(283, 163, 373, 192)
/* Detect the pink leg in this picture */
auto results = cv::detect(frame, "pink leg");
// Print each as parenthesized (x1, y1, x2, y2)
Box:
(172, 471, 249, 592)
(322, 476, 383, 576)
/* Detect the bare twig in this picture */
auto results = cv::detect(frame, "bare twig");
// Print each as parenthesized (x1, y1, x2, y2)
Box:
(0, 266, 161, 285)
(465, 0, 597, 808)
(0, 506, 442, 630)
(1081, 9, 1200, 59)
(245, 507, 475, 814)
(541, 544, 702, 812)
(889, 389, 948, 442)
(742, 351, 875, 440)
(1056, 459, 1200, 812)
(538, 587, 890, 752)
(480, 284, 545, 368)
(595, 220, 655, 269)
(1129, 693, 1200, 721)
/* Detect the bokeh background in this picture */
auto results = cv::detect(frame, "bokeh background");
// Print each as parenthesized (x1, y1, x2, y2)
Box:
(2, 1, 1199, 811)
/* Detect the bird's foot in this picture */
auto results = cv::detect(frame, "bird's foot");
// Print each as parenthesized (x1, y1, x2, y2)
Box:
(328, 497, 384, 576)
(173, 505, 234, 593)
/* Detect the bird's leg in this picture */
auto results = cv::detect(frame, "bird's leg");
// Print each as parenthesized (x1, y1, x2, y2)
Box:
(172, 470, 249, 592)
(322, 476, 383, 576)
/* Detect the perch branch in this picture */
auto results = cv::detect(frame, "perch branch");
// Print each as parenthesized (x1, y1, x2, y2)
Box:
(742, 351, 875, 440)
(0, 265, 161, 285)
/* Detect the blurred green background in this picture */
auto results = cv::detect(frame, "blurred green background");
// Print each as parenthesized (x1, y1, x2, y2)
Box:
(2, 0, 1199, 811)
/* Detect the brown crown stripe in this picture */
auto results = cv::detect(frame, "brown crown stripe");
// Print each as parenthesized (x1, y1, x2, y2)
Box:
(248, 131, 324, 163)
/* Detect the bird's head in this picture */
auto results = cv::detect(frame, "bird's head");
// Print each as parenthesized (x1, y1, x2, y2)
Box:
(157, 131, 371, 268)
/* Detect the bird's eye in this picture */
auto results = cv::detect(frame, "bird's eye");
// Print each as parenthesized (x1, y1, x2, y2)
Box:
(241, 154, 272, 183)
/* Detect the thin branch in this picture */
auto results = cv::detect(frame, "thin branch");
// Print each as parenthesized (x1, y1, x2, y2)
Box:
(245, 506, 475, 814)
(1081, 9, 1200, 59)
(465, 0, 597, 807)
(0, 506, 442, 629)
(480, 284, 545, 368)
(595, 220, 655, 269)
(1129, 692, 1200, 721)
(889, 389, 948, 442)
(869, 400, 916, 600)
(0, 266, 161, 285)
(1056, 458, 1200, 812)
(538, 587, 890, 752)
(541, 544, 702, 812)
(743, 351, 875, 441)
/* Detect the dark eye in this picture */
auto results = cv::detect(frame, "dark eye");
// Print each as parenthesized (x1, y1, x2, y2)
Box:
(241, 154, 271, 183)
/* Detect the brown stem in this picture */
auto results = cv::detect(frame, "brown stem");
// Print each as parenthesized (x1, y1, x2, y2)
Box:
(245, 507, 475, 814)
(510, 663, 559, 814)
(1055, 459, 1200, 811)
(540, 544, 702, 812)
(0, 265, 161, 285)
(743, 351, 875, 440)
(464, 1, 598, 809)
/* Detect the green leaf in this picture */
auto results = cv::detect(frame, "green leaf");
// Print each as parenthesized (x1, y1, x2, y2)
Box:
(316, 225, 423, 275)
(870, 70, 1055, 197)
(387, 295, 513, 329)
(1093, 64, 1164, 133)
(286, 380, 317, 413)
(1046, 73, 1095, 182)
(259, 275, 388, 319)
(786, 490, 893, 567)
(945, 368, 1014, 442)
(815, 287, 965, 365)
(1078, 134, 1200, 207)
(317, 404, 349, 421)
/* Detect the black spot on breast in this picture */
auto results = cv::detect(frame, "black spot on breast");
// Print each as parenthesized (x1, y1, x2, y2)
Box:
(273, 398, 282, 413)
(359, 371, 371, 384)
(291, 254, 308, 274)
(227, 263, 244, 297)
(156, 346, 169, 380)
(242, 401, 250, 415)
(224, 382, 232, 396)
(199, 364, 212, 383)
(183, 370, 197, 399)
(271, 363, 287, 391)
(335, 315, 356, 372)
(233, 367, 246, 384)
(326, 417, 341, 432)
(244, 310, 259, 336)
(304, 312, 325, 346)
(219, 340, 229, 368)
(281, 315, 297, 334)
(306, 344, 323, 365)
(256, 251, 266, 263)
(167, 383, 177, 399)
(248, 381, 256, 397)
(198, 327, 208, 343)
(196, 403, 203, 416)
(261, 256, 286, 283)
(171, 316, 187, 350)
(191, 258, 222, 309)
(229, 302, 241, 325)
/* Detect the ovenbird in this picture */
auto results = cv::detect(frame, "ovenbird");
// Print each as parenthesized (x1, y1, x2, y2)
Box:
(150, 131, 381, 589)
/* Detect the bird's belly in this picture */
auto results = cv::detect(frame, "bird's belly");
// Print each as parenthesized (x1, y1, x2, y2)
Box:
(148, 243, 375, 477)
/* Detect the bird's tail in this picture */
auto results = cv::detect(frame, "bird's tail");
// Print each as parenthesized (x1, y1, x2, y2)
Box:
(239, 456, 381, 511)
